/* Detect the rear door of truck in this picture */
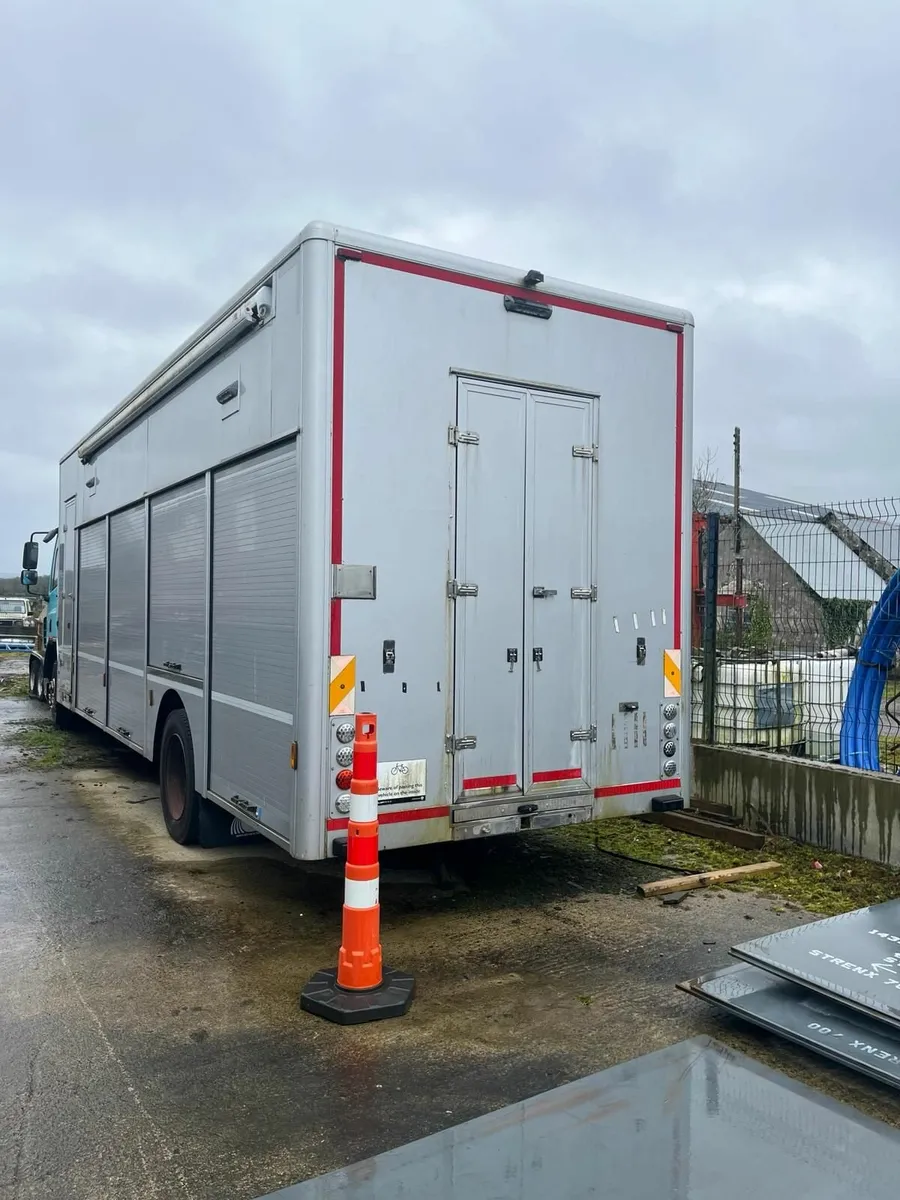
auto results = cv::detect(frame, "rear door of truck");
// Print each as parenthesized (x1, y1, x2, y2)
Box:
(452, 377, 596, 806)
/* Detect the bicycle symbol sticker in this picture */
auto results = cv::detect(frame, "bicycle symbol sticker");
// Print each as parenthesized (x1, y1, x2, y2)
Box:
(378, 759, 427, 804)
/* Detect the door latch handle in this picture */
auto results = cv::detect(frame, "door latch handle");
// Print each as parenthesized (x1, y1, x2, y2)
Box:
(383, 639, 396, 673)
(507, 648, 518, 672)
(570, 725, 597, 742)
(533, 647, 543, 671)
(532, 586, 558, 599)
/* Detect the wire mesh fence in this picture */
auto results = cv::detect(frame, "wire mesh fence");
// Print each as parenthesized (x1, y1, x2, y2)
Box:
(693, 497, 900, 774)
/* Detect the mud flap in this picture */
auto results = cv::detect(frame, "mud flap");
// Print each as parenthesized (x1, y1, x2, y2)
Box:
(198, 799, 264, 848)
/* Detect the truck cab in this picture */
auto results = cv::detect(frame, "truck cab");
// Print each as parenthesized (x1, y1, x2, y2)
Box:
(20, 530, 60, 708)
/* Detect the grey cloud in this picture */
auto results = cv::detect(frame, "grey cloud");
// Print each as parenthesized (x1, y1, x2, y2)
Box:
(699, 303, 900, 501)
(2, 0, 900, 568)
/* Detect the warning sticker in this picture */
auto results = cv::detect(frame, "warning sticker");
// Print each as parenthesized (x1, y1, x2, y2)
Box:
(664, 648, 681, 698)
(329, 655, 356, 715)
(377, 760, 427, 806)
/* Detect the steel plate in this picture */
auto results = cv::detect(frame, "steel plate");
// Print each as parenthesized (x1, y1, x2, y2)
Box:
(682, 961, 900, 1090)
(732, 900, 900, 1029)
(255, 1036, 900, 1198)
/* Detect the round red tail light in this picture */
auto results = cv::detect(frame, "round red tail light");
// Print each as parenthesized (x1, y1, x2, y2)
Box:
(335, 769, 353, 791)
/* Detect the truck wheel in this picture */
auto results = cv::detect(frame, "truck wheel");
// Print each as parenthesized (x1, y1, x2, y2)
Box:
(28, 659, 41, 699)
(159, 709, 200, 845)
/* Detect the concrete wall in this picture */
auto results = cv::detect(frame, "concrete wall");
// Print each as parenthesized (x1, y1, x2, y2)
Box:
(694, 743, 900, 867)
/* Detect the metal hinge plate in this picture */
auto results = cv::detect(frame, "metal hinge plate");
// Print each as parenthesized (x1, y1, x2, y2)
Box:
(448, 580, 479, 599)
(572, 444, 598, 461)
(445, 734, 477, 752)
(570, 586, 597, 601)
(570, 725, 597, 743)
(333, 563, 377, 600)
(449, 426, 480, 446)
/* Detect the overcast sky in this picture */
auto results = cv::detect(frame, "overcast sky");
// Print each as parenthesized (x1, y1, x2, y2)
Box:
(2, 0, 900, 571)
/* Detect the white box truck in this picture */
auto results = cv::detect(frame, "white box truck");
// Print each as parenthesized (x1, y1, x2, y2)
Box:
(26, 222, 693, 860)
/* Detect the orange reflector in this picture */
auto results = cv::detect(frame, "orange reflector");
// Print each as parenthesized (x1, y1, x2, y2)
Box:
(335, 769, 353, 790)
(289, 741, 298, 770)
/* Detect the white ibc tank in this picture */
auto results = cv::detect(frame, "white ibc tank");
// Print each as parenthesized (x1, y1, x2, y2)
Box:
(691, 658, 803, 749)
(787, 653, 855, 763)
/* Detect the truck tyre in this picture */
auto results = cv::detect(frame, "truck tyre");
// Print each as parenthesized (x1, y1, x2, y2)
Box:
(159, 709, 200, 845)
(28, 658, 41, 699)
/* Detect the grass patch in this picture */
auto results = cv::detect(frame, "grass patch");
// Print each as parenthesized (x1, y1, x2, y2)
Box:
(0, 653, 30, 699)
(6, 723, 71, 768)
(2, 720, 111, 771)
(0, 673, 29, 699)
(552, 816, 900, 917)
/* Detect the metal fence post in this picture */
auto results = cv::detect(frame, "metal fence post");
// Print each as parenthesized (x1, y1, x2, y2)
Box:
(702, 511, 720, 744)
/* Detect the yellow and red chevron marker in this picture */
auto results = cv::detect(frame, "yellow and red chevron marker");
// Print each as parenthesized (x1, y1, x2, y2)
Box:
(329, 654, 356, 715)
(664, 648, 682, 698)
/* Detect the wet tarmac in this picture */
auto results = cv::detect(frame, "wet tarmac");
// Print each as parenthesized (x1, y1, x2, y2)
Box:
(1, 685, 899, 1199)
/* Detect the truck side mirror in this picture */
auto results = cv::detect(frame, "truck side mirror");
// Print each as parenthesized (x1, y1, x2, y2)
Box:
(22, 541, 39, 571)
(20, 569, 38, 587)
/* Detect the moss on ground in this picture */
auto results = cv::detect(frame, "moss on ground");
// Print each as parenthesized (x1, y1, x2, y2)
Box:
(5, 723, 71, 768)
(3, 720, 108, 770)
(0, 673, 29, 699)
(0, 653, 29, 698)
(551, 817, 900, 916)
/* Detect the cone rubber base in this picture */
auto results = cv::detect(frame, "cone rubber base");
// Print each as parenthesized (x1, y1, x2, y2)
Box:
(300, 966, 415, 1025)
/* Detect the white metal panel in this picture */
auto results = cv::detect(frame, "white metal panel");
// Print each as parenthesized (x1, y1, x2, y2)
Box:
(145, 327, 273, 495)
(341, 257, 686, 825)
(209, 442, 298, 840)
(76, 519, 107, 719)
(453, 382, 527, 798)
(107, 505, 146, 748)
(525, 394, 593, 792)
(64, 221, 690, 466)
(293, 235, 332, 860)
(78, 422, 147, 529)
(149, 480, 207, 679)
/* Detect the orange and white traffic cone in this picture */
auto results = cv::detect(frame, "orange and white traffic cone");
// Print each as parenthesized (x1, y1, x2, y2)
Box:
(300, 713, 415, 1024)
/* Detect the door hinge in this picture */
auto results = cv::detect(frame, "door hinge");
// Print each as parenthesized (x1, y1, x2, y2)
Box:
(570, 586, 597, 601)
(448, 580, 479, 599)
(448, 425, 480, 446)
(446, 734, 477, 752)
(570, 725, 597, 743)
(572, 444, 598, 461)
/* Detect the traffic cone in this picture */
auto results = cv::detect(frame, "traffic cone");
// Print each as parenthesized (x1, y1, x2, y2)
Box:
(300, 713, 415, 1024)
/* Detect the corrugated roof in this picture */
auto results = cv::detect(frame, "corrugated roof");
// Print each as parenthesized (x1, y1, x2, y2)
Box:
(698, 482, 900, 601)
(703, 482, 815, 517)
(743, 514, 886, 601)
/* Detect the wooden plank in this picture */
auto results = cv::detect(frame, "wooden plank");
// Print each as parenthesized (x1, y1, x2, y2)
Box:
(691, 799, 740, 822)
(656, 811, 766, 851)
(637, 861, 781, 898)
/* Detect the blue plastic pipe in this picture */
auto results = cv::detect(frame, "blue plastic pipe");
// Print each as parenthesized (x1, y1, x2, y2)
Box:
(839, 569, 900, 771)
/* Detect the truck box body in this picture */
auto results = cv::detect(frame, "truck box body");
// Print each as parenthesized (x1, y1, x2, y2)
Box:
(54, 222, 693, 860)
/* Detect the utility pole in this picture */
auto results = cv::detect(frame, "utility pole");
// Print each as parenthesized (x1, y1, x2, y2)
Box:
(733, 426, 743, 648)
